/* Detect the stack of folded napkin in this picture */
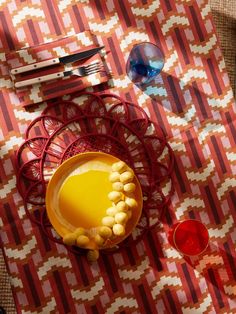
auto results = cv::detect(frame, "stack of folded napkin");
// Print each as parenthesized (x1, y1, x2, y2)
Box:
(6, 31, 109, 107)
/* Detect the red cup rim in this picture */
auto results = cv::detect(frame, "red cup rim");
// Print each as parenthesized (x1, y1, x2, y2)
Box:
(173, 219, 209, 256)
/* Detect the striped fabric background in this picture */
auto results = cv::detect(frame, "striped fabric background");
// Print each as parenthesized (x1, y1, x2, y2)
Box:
(0, 0, 236, 313)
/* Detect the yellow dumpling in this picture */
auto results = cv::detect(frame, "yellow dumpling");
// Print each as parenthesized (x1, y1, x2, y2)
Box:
(87, 250, 99, 262)
(74, 227, 85, 237)
(98, 226, 112, 238)
(124, 182, 136, 193)
(112, 182, 124, 192)
(111, 161, 127, 173)
(106, 206, 118, 216)
(120, 171, 134, 184)
(109, 172, 120, 183)
(108, 191, 122, 203)
(116, 200, 128, 212)
(115, 212, 128, 224)
(63, 233, 77, 246)
(76, 235, 90, 247)
(94, 234, 105, 246)
(125, 197, 138, 208)
(102, 216, 115, 227)
(113, 224, 125, 236)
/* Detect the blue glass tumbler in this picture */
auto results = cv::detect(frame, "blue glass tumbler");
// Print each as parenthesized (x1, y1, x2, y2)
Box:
(126, 42, 165, 87)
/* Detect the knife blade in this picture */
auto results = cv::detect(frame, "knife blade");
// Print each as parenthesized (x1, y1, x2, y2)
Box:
(11, 46, 104, 75)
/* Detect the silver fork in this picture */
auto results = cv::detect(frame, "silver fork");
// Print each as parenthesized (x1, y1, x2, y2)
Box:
(15, 62, 102, 88)
(63, 62, 102, 78)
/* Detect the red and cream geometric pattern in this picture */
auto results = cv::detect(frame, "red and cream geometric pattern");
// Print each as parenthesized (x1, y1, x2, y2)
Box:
(5, 31, 109, 106)
(0, 0, 236, 313)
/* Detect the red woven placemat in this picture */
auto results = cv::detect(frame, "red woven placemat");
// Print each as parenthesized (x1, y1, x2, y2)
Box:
(15, 91, 174, 254)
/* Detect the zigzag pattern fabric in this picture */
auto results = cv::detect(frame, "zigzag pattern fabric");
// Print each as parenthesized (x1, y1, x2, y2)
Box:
(0, 0, 236, 313)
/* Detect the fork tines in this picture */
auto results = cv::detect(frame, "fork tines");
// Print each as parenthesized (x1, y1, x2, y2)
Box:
(64, 62, 102, 77)
(84, 62, 102, 75)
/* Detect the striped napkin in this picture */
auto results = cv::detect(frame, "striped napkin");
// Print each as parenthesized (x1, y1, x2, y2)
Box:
(6, 31, 109, 107)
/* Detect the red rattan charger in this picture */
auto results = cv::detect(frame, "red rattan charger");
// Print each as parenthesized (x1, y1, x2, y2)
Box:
(16, 91, 174, 255)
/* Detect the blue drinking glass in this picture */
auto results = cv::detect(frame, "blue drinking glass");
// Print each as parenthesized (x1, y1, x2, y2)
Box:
(126, 42, 165, 87)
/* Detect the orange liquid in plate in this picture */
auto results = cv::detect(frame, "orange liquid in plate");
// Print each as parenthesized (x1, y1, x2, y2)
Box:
(58, 170, 113, 229)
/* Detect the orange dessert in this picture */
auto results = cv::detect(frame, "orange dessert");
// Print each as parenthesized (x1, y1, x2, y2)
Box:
(46, 152, 143, 261)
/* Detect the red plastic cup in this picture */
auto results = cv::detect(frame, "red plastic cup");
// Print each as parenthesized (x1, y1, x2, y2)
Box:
(169, 219, 209, 256)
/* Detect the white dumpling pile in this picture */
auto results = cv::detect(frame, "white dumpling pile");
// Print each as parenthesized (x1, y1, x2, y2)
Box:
(100, 160, 137, 238)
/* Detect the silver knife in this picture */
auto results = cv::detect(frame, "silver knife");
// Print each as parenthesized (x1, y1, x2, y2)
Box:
(11, 46, 104, 75)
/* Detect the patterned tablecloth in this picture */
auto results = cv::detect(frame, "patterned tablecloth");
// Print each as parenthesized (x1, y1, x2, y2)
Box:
(0, 0, 236, 313)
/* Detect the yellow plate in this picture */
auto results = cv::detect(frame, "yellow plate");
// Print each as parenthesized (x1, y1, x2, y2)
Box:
(46, 152, 143, 249)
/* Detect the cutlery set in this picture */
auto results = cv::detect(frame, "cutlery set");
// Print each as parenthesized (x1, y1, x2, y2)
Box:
(12, 46, 104, 88)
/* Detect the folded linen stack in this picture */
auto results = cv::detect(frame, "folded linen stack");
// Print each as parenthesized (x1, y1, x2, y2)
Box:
(6, 31, 109, 107)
